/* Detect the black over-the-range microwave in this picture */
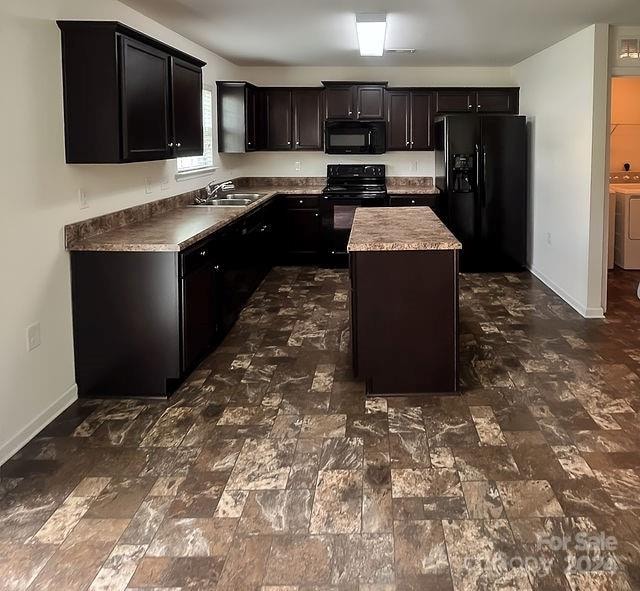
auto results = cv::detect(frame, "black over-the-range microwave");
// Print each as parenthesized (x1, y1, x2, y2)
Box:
(324, 120, 386, 154)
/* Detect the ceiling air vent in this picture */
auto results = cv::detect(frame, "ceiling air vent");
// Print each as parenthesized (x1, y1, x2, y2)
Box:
(619, 38, 640, 60)
(385, 48, 416, 54)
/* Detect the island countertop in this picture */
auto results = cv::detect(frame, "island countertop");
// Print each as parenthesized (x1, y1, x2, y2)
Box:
(347, 206, 462, 252)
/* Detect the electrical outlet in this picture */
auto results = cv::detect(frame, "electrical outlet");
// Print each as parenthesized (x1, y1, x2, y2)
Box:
(26, 322, 41, 352)
(78, 189, 88, 210)
(546, 232, 552, 246)
(160, 178, 169, 191)
(411, 160, 418, 172)
(295, 161, 301, 172)
(144, 178, 153, 194)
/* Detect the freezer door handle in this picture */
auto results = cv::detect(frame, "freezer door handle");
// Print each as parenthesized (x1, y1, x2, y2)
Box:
(482, 144, 488, 207)
(475, 143, 482, 199)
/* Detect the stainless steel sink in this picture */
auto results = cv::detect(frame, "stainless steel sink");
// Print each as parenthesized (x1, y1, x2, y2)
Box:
(226, 193, 263, 199)
(191, 192, 265, 207)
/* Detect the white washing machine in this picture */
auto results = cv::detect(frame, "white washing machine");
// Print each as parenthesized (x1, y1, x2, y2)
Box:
(612, 184, 640, 269)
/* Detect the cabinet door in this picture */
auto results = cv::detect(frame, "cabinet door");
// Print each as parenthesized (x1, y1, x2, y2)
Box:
(245, 86, 258, 150)
(410, 91, 434, 150)
(120, 37, 172, 161)
(435, 90, 475, 114)
(265, 89, 292, 150)
(171, 57, 203, 157)
(325, 86, 355, 119)
(386, 91, 411, 150)
(293, 89, 323, 150)
(283, 207, 321, 257)
(357, 86, 385, 119)
(476, 90, 517, 113)
(181, 264, 216, 371)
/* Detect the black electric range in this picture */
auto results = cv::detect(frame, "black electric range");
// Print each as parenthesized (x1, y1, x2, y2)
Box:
(321, 164, 387, 266)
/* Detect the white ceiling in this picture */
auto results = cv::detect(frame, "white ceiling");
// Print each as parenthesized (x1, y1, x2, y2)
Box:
(121, 0, 640, 67)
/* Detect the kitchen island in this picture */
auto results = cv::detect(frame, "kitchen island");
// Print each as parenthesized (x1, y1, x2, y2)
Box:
(348, 207, 462, 395)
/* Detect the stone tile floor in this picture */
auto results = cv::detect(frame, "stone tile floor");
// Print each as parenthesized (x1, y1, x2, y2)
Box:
(1, 267, 640, 590)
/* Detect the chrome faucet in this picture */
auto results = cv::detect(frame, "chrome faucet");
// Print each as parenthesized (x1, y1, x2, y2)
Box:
(207, 180, 235, 198)
(195, 180, 236, 204)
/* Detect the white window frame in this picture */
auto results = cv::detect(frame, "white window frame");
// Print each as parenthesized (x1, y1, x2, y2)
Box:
(175, 85, 216, 180)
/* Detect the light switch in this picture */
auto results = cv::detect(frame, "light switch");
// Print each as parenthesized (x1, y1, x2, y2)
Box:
(26, 322, 41, 352)
(78, 189, 88, 210)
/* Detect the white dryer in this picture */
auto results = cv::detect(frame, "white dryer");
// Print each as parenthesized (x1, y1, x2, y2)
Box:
(612, 184, 640, 269)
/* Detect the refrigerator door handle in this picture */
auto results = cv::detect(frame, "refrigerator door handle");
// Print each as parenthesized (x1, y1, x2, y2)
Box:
(475, 143, 481, 193)
(482, 144, 488, 207)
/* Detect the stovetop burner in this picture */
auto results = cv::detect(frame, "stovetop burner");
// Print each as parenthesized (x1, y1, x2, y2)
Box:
(323, 164, 387, 197)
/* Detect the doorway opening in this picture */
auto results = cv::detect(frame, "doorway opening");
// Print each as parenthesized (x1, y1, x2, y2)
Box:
(606, 76, 640, 314)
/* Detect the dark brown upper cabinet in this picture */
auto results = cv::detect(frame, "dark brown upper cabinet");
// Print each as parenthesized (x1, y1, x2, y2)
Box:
(323, 83, 386, 120)
(325, 86, 355, 119)
(57, 21, 205, 164)
(171, 58, 204, 157)
(264, 88, 323, 151)
(386, 90, 434, 151)
(357, 86, 385, 119)
(386, 91, 411, 150)
(436, 88, 519, 114)
(475, 89, 518, 113)
(265, 89, 293, 150)
(435, 90, 477, 113)
(293, 89, 324, 150)
(217, 82, 264, 152)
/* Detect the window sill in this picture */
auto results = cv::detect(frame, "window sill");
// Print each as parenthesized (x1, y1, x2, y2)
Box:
(175, 166, 217, 182)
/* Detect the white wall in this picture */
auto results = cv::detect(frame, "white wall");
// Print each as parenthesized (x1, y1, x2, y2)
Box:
(241, 66, 515, 87)
(0, 0, 242, 464)
(512, 24, 609, 318)
(227, 65, 514, 178)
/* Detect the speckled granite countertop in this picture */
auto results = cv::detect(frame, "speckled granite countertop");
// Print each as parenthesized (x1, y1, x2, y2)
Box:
(386, 178, 439, 195)
(67, 185, 324, 252)
(348, 207, 461, 252)
(385, 186, 440, 195)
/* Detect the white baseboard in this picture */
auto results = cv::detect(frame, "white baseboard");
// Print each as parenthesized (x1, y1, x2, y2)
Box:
(0, 383, 78, 467)
(528, 265, 605, 319)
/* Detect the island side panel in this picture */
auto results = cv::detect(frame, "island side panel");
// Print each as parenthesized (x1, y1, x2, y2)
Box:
(71, 251, 181, 397)
(350, 249, 459, 395)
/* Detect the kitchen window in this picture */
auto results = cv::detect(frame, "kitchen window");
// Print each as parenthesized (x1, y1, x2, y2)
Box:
(176, 86, 215, 177)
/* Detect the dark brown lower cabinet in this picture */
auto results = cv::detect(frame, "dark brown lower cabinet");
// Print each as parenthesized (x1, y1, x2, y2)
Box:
(71, 201, 276, 398)
(388, 194, 438, 208)
(278, 196, 322, 263)
(350, 249, 459, 395)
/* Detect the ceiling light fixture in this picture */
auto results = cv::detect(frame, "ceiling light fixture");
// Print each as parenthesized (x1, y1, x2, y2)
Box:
(356, 13, 387, 57)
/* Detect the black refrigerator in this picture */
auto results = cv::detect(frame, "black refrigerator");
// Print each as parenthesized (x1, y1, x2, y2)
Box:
(435, 115, 527, 272)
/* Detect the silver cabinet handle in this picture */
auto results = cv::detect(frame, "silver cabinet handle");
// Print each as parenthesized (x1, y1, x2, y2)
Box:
(357, 111, 361, 117)
(199, 249, 207, 257)
(315, 213, 319, 217)
(477, 104, 482, 109)
(176, 142, 182, 147)
(213, 264, 221, 271)
(348, 110, 353, 116)
(296, 141, 300, 145)
(411, 199, 416, 204)
(406, 141, 410, 146)
(287, 141, 291, 145)
(168, 142, 174, 147)
(468, 104, 473, 109)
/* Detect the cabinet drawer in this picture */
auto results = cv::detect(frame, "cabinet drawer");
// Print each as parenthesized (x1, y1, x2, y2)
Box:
(283, 195, 320, 208)
(389, 195, 438, 207)
(181, 240, 215, 276)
